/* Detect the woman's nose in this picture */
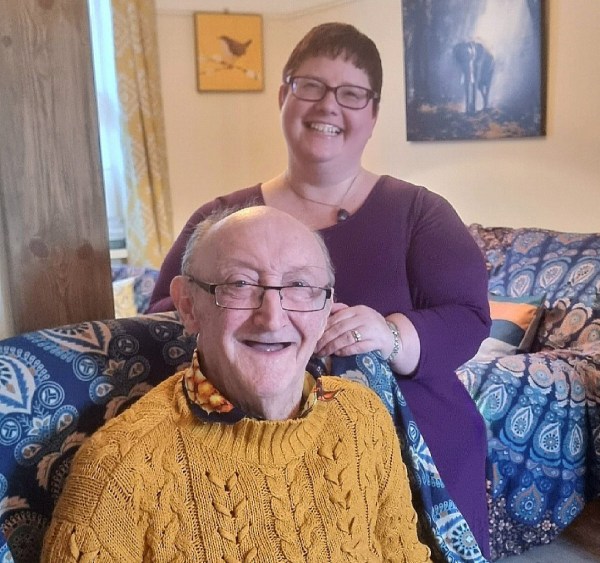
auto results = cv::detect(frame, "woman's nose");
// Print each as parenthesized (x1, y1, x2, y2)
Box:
(315, 89, 340, 110)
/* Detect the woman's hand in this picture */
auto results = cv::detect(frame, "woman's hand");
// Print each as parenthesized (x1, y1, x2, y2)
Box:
(315, 303, 421, 376)
(315, 302, 395, 358)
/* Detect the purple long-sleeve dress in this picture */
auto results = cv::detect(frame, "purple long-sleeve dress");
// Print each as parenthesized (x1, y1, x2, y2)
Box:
(149, 175, 492, 556)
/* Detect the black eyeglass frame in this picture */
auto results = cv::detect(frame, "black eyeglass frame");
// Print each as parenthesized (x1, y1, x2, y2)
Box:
(186, 276, 333, 312)
(285, 75, 379, 110)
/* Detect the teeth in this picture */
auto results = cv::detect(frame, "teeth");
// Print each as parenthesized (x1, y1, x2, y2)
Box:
(309, 123, 341, 135)
(247, 341, 287, 352)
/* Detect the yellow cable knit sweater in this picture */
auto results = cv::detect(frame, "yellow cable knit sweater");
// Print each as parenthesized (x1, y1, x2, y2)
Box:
(42, 372, 431, 562)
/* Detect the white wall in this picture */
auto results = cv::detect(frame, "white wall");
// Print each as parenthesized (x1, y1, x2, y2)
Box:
(158, 0, 600, 236)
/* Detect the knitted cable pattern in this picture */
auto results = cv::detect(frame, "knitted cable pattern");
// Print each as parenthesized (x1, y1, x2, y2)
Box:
(42, 373, 431, 562)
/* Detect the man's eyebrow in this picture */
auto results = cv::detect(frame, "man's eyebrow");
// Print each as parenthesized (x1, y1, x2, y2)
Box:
(213, 261, 329, 280)
(282, 266, 330, 279)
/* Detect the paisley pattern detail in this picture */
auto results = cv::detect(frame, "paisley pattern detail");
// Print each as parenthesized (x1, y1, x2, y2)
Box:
(0, 353, 37, 418)
(111, 266, 159, 314)
(26, 322, 112, 360)
(0, 509, 47, 563)
(462, 225, 600, 560)
(458, 346, 598, 560)
(0, 312, 195, 562)
(538, 260, 569, 292)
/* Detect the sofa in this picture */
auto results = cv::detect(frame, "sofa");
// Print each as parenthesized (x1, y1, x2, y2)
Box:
(459, 224, 600, 559)
(0, 224, 598, 562)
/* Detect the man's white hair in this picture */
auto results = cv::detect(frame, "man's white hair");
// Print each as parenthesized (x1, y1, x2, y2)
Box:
(180, 205, 335, 286)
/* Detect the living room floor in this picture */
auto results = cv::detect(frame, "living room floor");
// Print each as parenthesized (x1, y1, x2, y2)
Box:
(497, 499, 600, 562)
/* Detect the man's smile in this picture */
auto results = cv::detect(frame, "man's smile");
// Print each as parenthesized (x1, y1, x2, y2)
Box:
(243, 340, 292, 353)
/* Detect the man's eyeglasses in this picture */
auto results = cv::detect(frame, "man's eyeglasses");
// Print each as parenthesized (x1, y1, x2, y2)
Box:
(186, 276, 333, 312)
(285, 76, 379, 110)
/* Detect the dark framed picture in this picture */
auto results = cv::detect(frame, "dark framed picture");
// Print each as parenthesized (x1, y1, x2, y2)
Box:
(402, 0, 546, 141)
(194, 12, 264, 92)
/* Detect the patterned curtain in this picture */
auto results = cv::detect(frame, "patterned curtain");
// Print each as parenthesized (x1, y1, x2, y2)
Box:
(111, 0, 173, 268)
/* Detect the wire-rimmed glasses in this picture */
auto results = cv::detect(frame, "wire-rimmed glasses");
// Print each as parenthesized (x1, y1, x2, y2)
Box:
(186, 277, 333, 312)
(285, 76, 379, 110)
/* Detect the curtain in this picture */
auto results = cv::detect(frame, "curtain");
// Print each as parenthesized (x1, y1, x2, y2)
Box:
(111, 0, 173, 269)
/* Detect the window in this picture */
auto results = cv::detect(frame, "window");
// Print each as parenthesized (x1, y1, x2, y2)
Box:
(88, 0, 127, 250)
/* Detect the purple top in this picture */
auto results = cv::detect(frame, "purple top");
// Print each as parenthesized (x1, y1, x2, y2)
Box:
(149, 176, 491, 555)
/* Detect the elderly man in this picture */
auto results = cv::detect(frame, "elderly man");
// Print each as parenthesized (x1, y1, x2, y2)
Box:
(42, 207, 430, 562)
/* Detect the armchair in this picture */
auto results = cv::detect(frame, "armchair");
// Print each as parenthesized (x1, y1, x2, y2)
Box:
(0, 312, 194, 562)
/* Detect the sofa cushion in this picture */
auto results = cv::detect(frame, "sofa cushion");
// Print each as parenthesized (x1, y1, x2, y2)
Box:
(490, 293, 545, 350)
(474, 293, 545, 360)
(477, 227, 600, 350)
(111, 266, 159, 314)
(112, 276, 138, 318)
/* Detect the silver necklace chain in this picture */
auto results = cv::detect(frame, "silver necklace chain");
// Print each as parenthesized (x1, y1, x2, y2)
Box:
(286, 171, 361, 222)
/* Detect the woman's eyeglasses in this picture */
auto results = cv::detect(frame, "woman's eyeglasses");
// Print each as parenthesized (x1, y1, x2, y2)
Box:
(286, 76, 378, 110)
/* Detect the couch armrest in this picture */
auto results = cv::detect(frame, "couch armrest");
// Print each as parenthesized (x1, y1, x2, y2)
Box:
(0, 312, 195, 562)
(457, 347, 600, 557)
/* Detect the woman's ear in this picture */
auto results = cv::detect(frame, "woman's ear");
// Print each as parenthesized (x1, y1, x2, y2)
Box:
(171, 276, 201, 333)
(278, 83, 288, 109)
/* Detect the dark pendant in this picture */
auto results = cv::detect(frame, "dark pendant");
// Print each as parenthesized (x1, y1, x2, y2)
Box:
(337, 208, 350, 222)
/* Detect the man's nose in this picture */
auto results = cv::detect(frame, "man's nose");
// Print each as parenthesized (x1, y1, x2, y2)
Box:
(253, 288, 287, 327)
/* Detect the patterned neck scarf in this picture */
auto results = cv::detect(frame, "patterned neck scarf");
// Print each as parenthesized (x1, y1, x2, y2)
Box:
(182, 350, 335, 424)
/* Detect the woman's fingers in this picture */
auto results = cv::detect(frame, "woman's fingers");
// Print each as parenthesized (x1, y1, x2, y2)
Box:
(316, 304, 390, 357)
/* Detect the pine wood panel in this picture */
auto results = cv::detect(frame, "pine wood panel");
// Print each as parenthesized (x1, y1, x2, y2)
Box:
(0, 0, 114, 333)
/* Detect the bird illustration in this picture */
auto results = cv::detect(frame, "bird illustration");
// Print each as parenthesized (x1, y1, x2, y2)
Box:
(219, 35, 252, 66)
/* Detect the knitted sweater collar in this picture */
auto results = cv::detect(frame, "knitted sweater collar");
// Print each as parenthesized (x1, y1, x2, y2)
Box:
(182, 350, 331, 424)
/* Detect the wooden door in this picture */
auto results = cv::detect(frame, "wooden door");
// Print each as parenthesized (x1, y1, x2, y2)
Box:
(0, 0, 114, 333)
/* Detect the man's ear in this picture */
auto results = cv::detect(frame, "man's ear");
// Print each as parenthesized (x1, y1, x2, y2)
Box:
(171, 276, 201, 334)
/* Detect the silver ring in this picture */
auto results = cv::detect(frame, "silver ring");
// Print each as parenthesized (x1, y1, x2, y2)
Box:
(351, 329, 362, 343)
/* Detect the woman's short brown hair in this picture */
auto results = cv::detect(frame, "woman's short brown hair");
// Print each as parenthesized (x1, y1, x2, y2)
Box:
(282, 22, 382, 109)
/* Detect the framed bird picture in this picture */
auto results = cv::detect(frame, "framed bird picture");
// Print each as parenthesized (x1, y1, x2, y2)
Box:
(194, 12, 264, 92)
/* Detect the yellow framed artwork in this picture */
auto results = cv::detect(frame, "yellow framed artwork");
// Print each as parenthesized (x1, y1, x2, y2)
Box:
(194, 12, 264, 92)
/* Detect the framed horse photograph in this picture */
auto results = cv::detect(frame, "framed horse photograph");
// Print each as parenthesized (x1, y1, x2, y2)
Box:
(402, 0, 546, 141)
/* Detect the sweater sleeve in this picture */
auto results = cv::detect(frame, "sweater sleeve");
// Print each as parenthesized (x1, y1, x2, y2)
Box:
(42, 521, 122, 563)
(373, 403, 432, 562)
(41, 435, 145, 562)
(403, 191, 491, 378)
